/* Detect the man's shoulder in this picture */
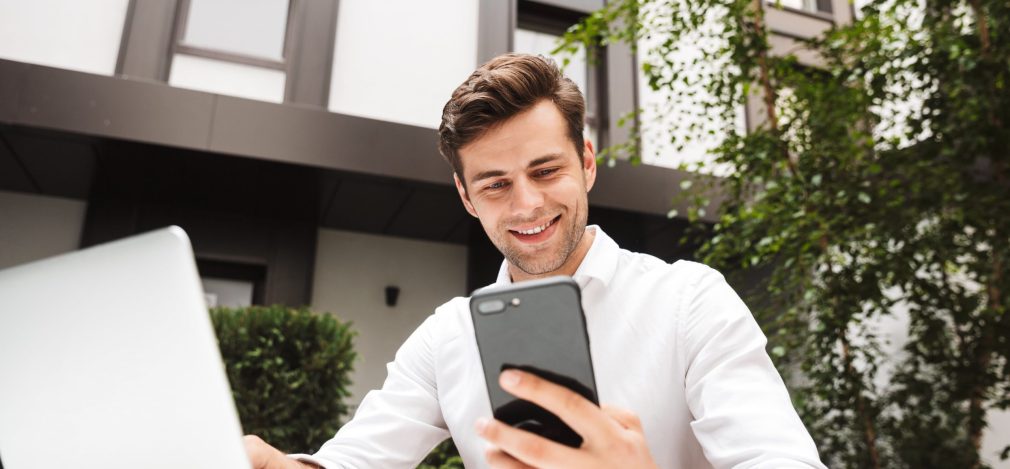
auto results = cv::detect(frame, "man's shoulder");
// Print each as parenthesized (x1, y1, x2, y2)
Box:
(414, 295, 471, 344)
(615, 247, 721, 285)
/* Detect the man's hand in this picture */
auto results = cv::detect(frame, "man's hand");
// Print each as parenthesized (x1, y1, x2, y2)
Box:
(243, 435, 320, 469)
(475, 369, 660, 469)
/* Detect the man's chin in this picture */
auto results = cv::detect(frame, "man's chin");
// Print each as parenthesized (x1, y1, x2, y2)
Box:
(508, 253, 565, 277)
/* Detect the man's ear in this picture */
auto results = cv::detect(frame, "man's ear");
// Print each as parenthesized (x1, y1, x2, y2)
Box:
(582, 139, 598, 192)
(454, 173, 479, 218)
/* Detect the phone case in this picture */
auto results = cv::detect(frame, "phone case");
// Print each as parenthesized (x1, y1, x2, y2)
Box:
(470, 276, 599, 448)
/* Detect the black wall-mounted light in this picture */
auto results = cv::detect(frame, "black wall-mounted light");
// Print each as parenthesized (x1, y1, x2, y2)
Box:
(385, 285, 400, 307)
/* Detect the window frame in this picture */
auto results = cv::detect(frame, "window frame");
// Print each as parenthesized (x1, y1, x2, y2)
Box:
(514, 0, 608, 146)
(765, 0, 836, 20)
(169, 0, 298, 72)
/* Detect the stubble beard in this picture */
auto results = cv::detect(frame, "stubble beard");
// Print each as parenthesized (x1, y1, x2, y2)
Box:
(494, 197, 588, 276)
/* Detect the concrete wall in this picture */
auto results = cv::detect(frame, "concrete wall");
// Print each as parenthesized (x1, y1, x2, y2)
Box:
(0, 190, 86, 270)
(310, 228, 468, 406)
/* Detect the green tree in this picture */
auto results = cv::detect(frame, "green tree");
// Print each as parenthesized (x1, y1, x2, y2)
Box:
(561, 0, 1009, 467)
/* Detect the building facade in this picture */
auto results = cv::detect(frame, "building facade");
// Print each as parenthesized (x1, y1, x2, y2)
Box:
(1, 0, 853, 417)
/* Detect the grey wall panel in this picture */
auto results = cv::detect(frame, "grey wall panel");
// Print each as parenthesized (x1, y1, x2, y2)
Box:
(606, 41, 636, 151)
(15, 65, 214, 149)
(0, 59, 714, 220)
(0, 132, 37, 193)
(589, 160, 721, 222)
(383, 187, 469, 241)
(478, 0, 514, 64)
(208, 96, 453, 185)
(284, 0, 339, 107)
(0, 61, 29, 124)
(116, 0, 179, 81)
(324, 179, 412, 233)
(2, 131, 96, 199)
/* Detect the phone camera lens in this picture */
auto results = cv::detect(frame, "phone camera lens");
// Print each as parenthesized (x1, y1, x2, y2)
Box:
(477, 299, 506, 314)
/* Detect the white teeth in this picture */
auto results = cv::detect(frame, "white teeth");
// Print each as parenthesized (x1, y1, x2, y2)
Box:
(516, 218, 554, 235)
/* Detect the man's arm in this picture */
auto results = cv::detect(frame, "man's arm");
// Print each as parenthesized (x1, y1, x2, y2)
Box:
(681, 265, 826, 468)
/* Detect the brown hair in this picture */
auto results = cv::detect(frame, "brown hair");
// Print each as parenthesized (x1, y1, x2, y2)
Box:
(438, 53, 586, 187)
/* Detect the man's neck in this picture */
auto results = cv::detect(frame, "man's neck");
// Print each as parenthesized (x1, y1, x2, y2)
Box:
(508, 227, 596, 283)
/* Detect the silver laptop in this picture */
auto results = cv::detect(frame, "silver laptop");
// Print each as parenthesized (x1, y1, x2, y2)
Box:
(0, 227, 250, 469)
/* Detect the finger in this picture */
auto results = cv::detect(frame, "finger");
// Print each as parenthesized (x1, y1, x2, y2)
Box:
(477, 417, 582, 468)
(243, 435, 284, 469)
(499, 369, 616, 444)
(601, 404, 644, 431)
(485, 447, 537, 469)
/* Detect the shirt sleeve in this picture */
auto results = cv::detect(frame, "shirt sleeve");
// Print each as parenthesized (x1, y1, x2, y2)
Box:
(682, 265, 826, 469)
(290, 313, 451, 469)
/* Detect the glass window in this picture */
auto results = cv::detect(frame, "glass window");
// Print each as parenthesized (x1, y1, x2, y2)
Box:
(202, 277, 254, 308)
(770, 0, 822, 13)
(168, 0, 290, 103)
(513, 28, 588, 102)
(636, 4, 745, 174)
(517, 22, 593, 149)
(182, 0, 290, 61)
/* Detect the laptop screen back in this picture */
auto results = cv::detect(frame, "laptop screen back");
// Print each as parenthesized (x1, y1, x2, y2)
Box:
(0, 226, 250, 469)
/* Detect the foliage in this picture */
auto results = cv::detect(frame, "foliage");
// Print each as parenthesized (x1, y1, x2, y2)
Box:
(211, 305, 357, 454)
(418, 439, 465, 469)
(561, 0, 1010, 467)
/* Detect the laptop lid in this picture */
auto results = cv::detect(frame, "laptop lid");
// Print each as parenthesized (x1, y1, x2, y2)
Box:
(0, 226, 250, 469)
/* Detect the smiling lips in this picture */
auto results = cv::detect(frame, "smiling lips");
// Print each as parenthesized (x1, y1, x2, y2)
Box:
(509, 215, 561, 243)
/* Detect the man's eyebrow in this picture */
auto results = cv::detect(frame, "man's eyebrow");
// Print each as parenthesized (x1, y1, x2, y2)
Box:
(527, 153, 564, 168)
(469, 153, 565, 184)
(470, 169, 507, 185)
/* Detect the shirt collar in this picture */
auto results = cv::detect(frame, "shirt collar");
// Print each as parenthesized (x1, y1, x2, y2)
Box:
(493, 225, 619, 288)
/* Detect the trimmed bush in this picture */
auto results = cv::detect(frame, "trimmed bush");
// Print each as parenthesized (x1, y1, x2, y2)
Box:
(210, 305, 356, 454)
(419, 440, 464, 469)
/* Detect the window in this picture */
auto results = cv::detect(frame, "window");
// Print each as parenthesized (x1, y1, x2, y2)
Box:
(198, 259, 265, 307)
(513, 0, 601, 150)
(636, 1, 746, 175)
(168, 0, 292, 103)
(768, 0, 833, 15)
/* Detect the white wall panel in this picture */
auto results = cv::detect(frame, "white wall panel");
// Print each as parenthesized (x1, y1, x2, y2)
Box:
(311, 229, 468, 405)
(0, 190, 86, 270)
(168, 54, 286, 103)
(328, 0, 478, 129)
(0, 0, 129, 76)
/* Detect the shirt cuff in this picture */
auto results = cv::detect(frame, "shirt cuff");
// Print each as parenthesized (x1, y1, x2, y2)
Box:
(287, 453, 336, 469)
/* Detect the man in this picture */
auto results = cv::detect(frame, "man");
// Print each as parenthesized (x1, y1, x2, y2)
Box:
(245, 54, 826, 468)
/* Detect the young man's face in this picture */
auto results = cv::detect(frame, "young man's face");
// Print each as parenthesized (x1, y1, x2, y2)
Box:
(454, 99, 597, 278)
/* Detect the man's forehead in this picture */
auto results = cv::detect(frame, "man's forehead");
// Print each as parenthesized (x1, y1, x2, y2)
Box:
(458, 103, 572, 175)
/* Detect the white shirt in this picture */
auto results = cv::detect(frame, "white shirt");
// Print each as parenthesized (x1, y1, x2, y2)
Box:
(295, 226, 826, 469)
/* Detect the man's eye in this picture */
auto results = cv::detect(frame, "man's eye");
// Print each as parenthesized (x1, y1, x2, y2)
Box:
(535, 168, 559, 177)
(486, 181, 508, 191)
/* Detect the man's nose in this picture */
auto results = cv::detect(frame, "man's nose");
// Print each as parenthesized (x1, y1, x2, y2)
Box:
(510, 177, 544, 213)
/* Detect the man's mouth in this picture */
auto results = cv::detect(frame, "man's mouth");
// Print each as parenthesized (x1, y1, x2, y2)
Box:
(509, 215, 561, 243)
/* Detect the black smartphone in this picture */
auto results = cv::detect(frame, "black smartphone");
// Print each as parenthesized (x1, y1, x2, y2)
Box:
(470, 276, 599, 448)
